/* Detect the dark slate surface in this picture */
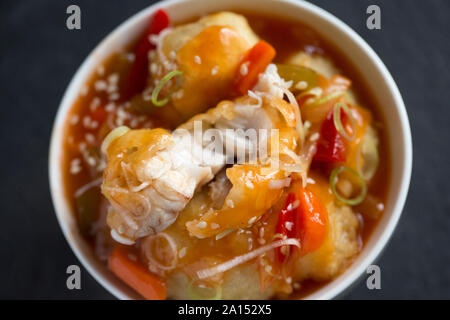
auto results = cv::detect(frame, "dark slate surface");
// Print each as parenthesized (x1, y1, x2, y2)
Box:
(0, 0, 448, 299)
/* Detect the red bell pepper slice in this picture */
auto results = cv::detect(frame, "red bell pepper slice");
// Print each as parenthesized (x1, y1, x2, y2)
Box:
(313, 107, 347, 163)
(123, 9, 170, 99)
(275, 187, 328, 262)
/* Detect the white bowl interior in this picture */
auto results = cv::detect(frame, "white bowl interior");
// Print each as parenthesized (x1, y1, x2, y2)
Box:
(49, 0, 412, 300)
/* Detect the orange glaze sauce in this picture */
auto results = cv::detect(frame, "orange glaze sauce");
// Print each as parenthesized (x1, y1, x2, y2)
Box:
(61, 12, 391, 299)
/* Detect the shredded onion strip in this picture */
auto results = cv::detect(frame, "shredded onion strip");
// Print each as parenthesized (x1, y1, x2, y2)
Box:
(247, 90, 262, 108)
(74, 177, 102, 198)
(130, 181, 151, 192)
(280, 87, 304, 146)
(196, 238, 300, 279)
(268, 178, 291, 189)
(110, 229, 135, 245)
(333, 102, 356, 141)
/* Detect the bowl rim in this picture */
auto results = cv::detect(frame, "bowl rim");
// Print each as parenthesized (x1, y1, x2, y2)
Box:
(49, 0, 412, 300)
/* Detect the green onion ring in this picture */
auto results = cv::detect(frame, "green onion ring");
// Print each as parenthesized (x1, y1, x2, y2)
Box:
(151, 70, 183, 107)
(330, 166, 367, 205)
(333, 102, 356, 141)
(188, 281, 222, 300)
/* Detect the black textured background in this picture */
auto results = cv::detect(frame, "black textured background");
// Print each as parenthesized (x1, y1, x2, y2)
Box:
(1, 0, 449, 299)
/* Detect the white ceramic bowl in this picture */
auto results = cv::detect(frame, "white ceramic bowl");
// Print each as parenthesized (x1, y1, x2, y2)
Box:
(49, 0, 412, 300)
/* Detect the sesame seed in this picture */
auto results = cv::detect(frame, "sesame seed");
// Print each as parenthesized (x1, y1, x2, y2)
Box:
(148, 34, 159, 45)
(172, 89, 184, 100)
(248, 216, 257, 225)
(226, 199, 234, 208)
(94, 80, 107, 91)
(96, 160, 106, 172)
(309, 132, 320, 142)
(150, 62, 158, 74)
(211, 66, 219, 75)
(85, 133, 95, 144)
(70, 115, 79, 125)
(304, 120, 311, 130)
(197, 221, 207, 229)
(285, 221, 294, 231)
(70, 158, 82, 175)
(295, 81, 308, 90)
(86, 157, 96, 167)
(211, 223, 220, 230)
(109, 93, 120, 101)
(83, 116, 91, 128)
(130, 118, 139, 128)
(178, 247, 187, 258)
(105, 103, 116, 112)
(90, 97, 101, 111)
(108, 73, 119, 84)
(194, 55, 202, 64)
(240, 62, 249, 76)
(78, 142, 87, 152)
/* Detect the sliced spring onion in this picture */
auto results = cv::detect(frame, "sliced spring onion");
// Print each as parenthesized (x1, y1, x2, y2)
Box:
(312, 90, 345, 106)
(333, 102, 356, 141)
(330, 166, 367, 205)
(188, 281, 222, 300)
(142, 232, 178, 271)
(356, 132, 379, 180)
(101, 126, 130, 154)
(151, 70, 183, 107)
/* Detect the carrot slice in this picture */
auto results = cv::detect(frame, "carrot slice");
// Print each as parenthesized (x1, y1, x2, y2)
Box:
(108, 246, 167, 300)
(297, 187, 328, 254)
(234, 40, 276, 95)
